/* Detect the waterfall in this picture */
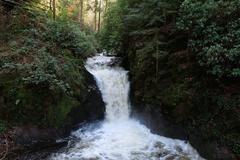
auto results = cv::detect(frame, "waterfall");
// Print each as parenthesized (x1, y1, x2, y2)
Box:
(85, 55, 130, 121)
(50, 55, 204, 160)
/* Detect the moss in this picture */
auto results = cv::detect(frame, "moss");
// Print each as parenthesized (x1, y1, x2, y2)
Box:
(160, 83, 189, 108)
(47, 96, 79, 128)
(0, 48, 89, 128)
(0, 72, 86, 128)
(1, 80, 45, 124)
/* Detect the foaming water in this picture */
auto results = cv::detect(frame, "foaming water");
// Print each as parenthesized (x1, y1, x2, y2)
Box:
(50, 55, 204, 160)
(85, 55, 130, 121)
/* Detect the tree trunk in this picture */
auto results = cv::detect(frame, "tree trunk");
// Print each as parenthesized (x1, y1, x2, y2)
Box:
(79, 0, 84, 28)
(52, 0, 56, 20)
(155, 33, 159, 81)
(49, 0, 52, 11)
(98, 0, 101, 31)
(94, 0, 98, 31)
(104, 0, 108, 13)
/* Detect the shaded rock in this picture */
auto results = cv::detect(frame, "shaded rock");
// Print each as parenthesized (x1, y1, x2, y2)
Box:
(109, 57, 122, 67)
(1, 69, 106, 159)
(214, 145, 238, 160)
(0, 126, 67, 160)
(13, 126, 61, 146)
(68, 70, 105, 126)
(132, 104, 187, 140)
(83, 70, 105, 120)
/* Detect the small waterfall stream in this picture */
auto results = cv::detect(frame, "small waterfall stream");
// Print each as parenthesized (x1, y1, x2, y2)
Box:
(50, 55, 204, 160)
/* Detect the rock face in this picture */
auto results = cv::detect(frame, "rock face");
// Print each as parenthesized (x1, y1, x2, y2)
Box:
(13, 127, 60, 145)
(68, 71, 105, 126)
(131, 103, 239, 160)
(0, 126, 67, 160)
(132, 104, 187, 140)
(2, 70, 105, 160)
(124, 47, 239, 160)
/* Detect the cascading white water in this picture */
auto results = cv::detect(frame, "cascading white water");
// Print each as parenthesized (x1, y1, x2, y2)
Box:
(85, 55, 130, 121)
(50, 55, 204, 160)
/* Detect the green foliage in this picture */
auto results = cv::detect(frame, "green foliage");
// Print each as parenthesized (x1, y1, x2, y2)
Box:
(161, 83, 189, 107)
(44, 20, 96, 57)
(100, 0, 128, 53)
(100, 0, 184, 51)
(191, 88, 240, 154)
(177, 0, 240, 78)
(0, 120, 6, 133)
(4, 53, 71, 93)
(47, 96, 78, 128)
(0, 6, 97, 128)
(101, 0, 240, 157)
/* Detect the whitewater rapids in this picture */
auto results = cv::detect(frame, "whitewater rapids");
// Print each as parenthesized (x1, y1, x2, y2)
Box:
(50, 55, 204, 160)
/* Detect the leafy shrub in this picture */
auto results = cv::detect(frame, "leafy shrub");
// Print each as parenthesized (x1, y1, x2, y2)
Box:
(1, 8, 97, 95)
(44, 20, 96, 57)
(101, 0, 240, 157)
(100, 0, 127, 53)
(2, 47, 86, 95)
(177, 0, 240, 78)
(0, 7, 96, 128)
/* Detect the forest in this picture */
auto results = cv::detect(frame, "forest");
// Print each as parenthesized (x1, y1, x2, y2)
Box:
(0, 0, 239, 160)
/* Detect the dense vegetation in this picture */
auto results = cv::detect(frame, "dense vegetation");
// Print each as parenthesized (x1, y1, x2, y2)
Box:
(0, 1, 98, 131)
(101, 0, 240, 159)
(0, 0, 239, 159)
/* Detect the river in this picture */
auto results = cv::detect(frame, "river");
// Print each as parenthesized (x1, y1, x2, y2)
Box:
(49, 55, 204, 160)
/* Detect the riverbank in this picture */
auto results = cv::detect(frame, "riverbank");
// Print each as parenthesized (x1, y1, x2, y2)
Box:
(0, 70, 105, 159)
(126, 50, 239, 160)
(99, 0, 240, 159)
(0, 4, 105, 159)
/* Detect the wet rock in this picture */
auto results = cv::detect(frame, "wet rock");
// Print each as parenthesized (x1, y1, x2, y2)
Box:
(0, 126, 67, 160)
(132, 104, 188, 140)
(108, 57, 122, 67)
(175, 145, 183, 153)
(165, 154, 177, 160)
(132, 104, 240, 160)
(68, 71, 105, 126)
(13, 126, 61, 146)
(215, 145, 238, 160)
(178, 156, 191, 160)
(12, 140, 67, 160)
(156, 150, 171, 158)
(83, 71, 105, 121)
(154, 141, 164, 148)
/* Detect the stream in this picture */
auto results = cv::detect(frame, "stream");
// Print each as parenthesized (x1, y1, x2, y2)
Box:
(49, 55, 204, 160)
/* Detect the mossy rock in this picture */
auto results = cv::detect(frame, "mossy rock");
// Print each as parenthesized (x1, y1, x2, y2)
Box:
(0, 76, 80, 128)
(47, 95, 80, 128)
